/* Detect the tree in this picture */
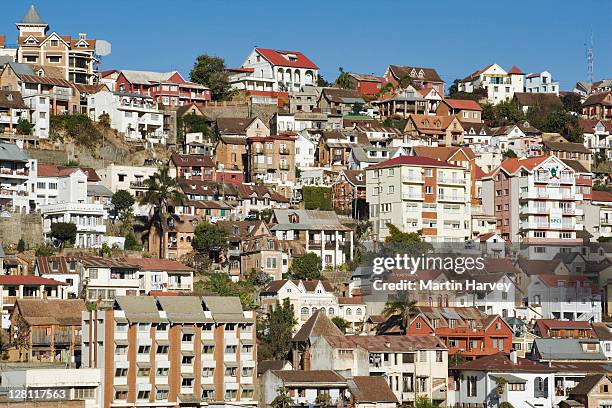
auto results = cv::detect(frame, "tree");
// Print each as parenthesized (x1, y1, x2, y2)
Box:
(139, 165, 187, 258)
(414, 396, 439, 408)
(302, 186, 332, 210)
(499, 403, 515, 408)
(315, 393, 332, 408)
(16, 118, 33, 135)
(351, 102, 364, 115)
(381, 116, 406, 130)
(258, 298, 297, 361)
(481, 102, 496, 123)
(112, 190, 135, 234)
(17, 238, 25, 253)
(448, 79, 461, 96)
(124, 232, 143, 251)
(271, 387, 292, 408)
(35, 243, 55, 256)
(98, 113, 111, 128)
(288, 253, 322, 280)
(503, 149, 517, 159)
(399, 75, 419, 89)
(50, 222, 77, 247)
(493, 100, 524, 126)
(177, 113, 211, 146)
(100, 243, 112, 257)
(317, 74, 330, 87)
(382, 291, 419, 334)
(335, 67, 355, 89)
(11, 314, 30, 362)
(189, 54, 232, 100)
(331, 316, 351, 333)
(192, 222, 229, 263)
(561, 93, 582, 114)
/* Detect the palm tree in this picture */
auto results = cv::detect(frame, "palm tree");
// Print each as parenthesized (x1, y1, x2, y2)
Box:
(139, 164, 186, 258)
(382, 292, 419, 334)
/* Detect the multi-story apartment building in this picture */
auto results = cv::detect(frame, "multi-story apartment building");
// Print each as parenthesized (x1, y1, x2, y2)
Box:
(347, 72, 386, 97)
(383, 64, 445, 94)
(404, 113, 464, 146)
(82, 295, 257, 408)
(405, 306, 513, 361)
(125, 258, 194, 294)
(0, 142, 35, 213)
(11, 298, 86, 365)
(170, 154, 216, 181)
(88, 90, 166, 144)
(15, 5, 100, 84)
(269, 209, 354, 269)
(481, 155, 584, 244)
(366, 156, 471, 242)
(542, 140, 592, 172)
(436, 98, 483, 123)
(310, 335, 448, 405)
(581, 119, 612, 160)
(97, 164, 157, 213)
(112, 70, 211, 106)
(525, 71, 560, 95)
(0, 61, 76, 138)
(528, 274, 602, 322)
(374, 86, 431, 119)
(260, 279, 343, 325)
(38, 165, 107, 248)
(246, 133, 296, 197)
(593, 190, 612, 238)
(582, 91, 612, 120)
(0, 90, 29, 136)
(79, 256, 140, 305)
(228, 47, 318, 92)
(459, 64, 525, 104)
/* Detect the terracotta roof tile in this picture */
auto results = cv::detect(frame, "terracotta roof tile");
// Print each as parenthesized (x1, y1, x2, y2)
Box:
(368, 155, 462, 170)
(255, 48, 318, 70)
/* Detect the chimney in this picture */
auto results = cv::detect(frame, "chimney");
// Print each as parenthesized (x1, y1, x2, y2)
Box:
(509, 349, 517, 364)
(79, 33, 87, 40)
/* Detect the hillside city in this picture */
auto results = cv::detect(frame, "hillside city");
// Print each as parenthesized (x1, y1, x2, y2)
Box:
(1, 5, 612, 408)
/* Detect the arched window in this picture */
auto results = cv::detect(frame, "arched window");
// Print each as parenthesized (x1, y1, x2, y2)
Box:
(328, 307, 334, 316)
(311, 307, 318, 315)
(534, 377, 548, 398)
(294, 69, 301, 84)
(346, 308, 352, 316)
(301, 307, 309, 316)
(356, 308, 362, 316)
(277, 68, 284, 82)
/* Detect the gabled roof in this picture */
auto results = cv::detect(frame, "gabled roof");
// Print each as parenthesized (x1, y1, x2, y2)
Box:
(0, 91, 27, 109)
(271, 370, 345, 384)
(0, 143, 28, 162)
(123, 258, 193, 273)
(569, 374, 610, 396)
(592, 190, 612, 202)
(583, 91, 612, 107)
(388, 65, 443, 83)
(36, 256, 80, 274)
(255, 48, 318, 70)
(202, 296, 247, 323)
(517, 258, 563, 275)
(533, 338, 607, 361)
(216, 117, 259, 135)
(321, 88, 364, 104)
(15, 299, 86, 326)
(514, 92, 562, 108)
(413, 146, 476, 162)
(349, 377, 398, 403)
(507, 65, 524, 75)
(115, 296, 165, 323)
(0, 275, 64, 286)
(543, 141, 590, 154)
(171, 154, 215, 168)
(340, 169, 365, 187)
(292, 309, 343, 343)
(442, 98, 482, 111)
(452, 352, 555, 372)
(348, 73, 384, 83)
(535, 319, 594, 336)
(157, 296, 211, 323)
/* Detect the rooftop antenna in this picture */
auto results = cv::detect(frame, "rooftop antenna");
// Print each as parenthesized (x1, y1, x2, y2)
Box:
(585, 29, 594, 83)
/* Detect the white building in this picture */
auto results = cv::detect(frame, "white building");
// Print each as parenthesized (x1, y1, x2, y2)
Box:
(294, 131, 317, 168)
(448, 351, 555, 408)
(38, 166, 107, 248)
(97, 163, 158, 216)
(34, 255, 81, 298)
(527, 274, 601, 322)
(79, 256, 140, 305)
(87, 90, 166, 144)
(525, 71, 560, 95)
(459, 64, 525, 105)
(366, 156, 471, 242)
(228, 47, 319, 92)
(0, 143, 35, 213)
(456, 272, 517, 318)
(0, 366, 101, 408)
(310, 335, 448, 405)
(260, 279, 341, 326)
(126, 257, 194, 294)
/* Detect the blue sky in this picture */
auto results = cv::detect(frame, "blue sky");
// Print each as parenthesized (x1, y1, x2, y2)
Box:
(1, 1, 611, 90)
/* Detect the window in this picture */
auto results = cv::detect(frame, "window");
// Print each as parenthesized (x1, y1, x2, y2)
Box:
(182, 356, 193, 364)
(182, 333, 194, 342)
(137, 345, 151, 354)
(182, 378, 193, 387)
(509, 382, 525, 391)
(534, 377, 548, 398)
(50, 39, 59, 46)
(425, 168, 433, 177)
(388, 185, 394, 194)
(425, 186, 433, 194)
(156, 367, 169, 377)
(137, 367, 150, 377)
(156, 345, 168, 354)
(115, 391, 127, 400)
(47, 56, 60, 63)
(115, 368, 128, 377)
(467, 376, 478, 397)
(436, 350, 443, 362)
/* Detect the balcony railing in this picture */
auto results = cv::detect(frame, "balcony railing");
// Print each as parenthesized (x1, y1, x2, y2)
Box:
(402, 192, 423, 200)
(438, 177, 465, 185)
(279, 148, 290, 155)
(438, 194, 465, 202)
(402, 174, 424, 183)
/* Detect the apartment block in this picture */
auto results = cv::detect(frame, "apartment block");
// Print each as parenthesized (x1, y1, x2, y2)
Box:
(79, 257, 140, 305)
(366, 156, 471, 242)
(459, 63, 525, 104)
(481, 155, 584, 243)
(0, 142, 35, 213)
(82, 296, 256, 408)
(246, 133, 296, 198)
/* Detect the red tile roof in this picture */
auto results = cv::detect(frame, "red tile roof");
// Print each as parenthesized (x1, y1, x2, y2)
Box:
(474, 165, 486, 180)
(171, 154, 215, 168)
(255, 48, 318, 69)
(0, 275, 65, 285)
(452, 352, 555, 372)
(592, 190, 612, 202)
(367, 155, 462, 170)
(535, 319, 593, 331)
(507, 66, 524, 75)
(444, 99, 482, 111)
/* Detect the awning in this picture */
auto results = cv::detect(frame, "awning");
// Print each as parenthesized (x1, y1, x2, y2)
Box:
(201, 384, 215, 390)
(156, 338, 169, 345)
(182, 350, 195, 357)
(115, 339, 129, 345)
(224, 361, 239, 367)
(181, 372, 195, 379)
(241, 339, 254, 346)
(182, 327, 196, 334)
(201, 340, 216, 346)
(179, 393, 201, 403)
(114, 385, 129, 392)
(137, 361, 151, 368)
(490, 374, 527, 384)
(156, 384, 170, 391)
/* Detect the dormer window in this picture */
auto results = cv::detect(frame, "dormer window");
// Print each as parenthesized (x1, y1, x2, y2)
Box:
(232, 226, 239, 235)
(289, 213, 299, 223)
(418, 69, 424, 78)
(410, 68, 417, 77)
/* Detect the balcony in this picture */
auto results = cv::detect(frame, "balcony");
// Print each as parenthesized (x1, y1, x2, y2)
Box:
(402, 174, 424, 183)
(31, 332, 52, 345)
(601, 218, 612, 226)
(438, 177, 465, 186)
(279, 162, 290, 170)
(0, 167, 29, 178)
(402, 192, 423, 200)
(438, 194, 465, 202)
(279, 148, 290, 155)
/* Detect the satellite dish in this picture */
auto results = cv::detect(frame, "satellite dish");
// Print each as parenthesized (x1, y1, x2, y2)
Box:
(95, 40, 112, 56)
